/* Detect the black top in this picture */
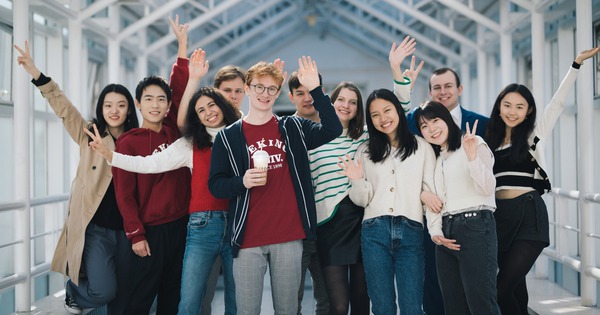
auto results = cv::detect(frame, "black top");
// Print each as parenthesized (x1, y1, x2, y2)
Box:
(493, 146, 536, 191)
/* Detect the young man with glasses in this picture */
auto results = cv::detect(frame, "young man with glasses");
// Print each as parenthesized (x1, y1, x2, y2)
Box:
(209, 57, 342, 315)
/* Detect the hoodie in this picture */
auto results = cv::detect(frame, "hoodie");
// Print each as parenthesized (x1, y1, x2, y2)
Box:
(112, 57, 191, 244)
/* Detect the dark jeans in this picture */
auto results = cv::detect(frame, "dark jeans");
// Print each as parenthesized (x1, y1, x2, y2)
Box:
(422, 216, 445, 315)
(436, 210, 500, 315)
(66, 223, 119, 309)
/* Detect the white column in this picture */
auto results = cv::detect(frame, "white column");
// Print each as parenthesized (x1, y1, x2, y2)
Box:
(531, 4, 548, 280)
(108, 4, 121, 84)
(68, 2, 83, 178)
(576, 0, 596, 306)
(499, 0, 513, 86)
(476, 25, 487, 114)
(460, 50, 471, 107)
(136, 27, 148, 85)
(13, 0, 31, 312)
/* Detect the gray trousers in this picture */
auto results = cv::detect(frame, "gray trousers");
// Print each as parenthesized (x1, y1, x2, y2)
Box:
(234, 240, 303, 315)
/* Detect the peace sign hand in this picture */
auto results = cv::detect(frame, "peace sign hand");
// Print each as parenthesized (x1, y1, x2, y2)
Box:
(83, 124, 114, 162)
(337, 154, 364, 180)
(189, 49, 209, 81)
(297, 56, 320, 91)
(462, 120, 479, 161)
(14, 41, 42, 80)
(403, 55, 424, 91)
(168, 15, 189, 45)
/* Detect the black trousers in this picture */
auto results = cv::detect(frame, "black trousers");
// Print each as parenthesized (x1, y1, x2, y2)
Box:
(109, 215, 188, 315)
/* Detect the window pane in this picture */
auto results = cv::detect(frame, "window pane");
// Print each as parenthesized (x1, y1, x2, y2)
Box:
(0, 26, 12, 102)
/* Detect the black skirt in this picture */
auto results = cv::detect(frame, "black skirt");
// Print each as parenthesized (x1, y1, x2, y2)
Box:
(494, 191, 550, 252)
(316, 196, 364, 266)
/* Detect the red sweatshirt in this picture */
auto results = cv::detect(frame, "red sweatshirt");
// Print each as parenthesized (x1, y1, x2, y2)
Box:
(113, 58, 190, 244)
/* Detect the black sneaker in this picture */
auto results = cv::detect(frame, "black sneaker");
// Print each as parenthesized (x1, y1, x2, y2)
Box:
(64, 292, 83, 314)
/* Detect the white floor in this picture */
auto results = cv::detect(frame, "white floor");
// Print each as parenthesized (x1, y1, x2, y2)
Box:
(14, 273, 600, 315)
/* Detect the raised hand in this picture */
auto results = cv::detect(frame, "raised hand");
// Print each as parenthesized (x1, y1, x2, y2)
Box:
(403, 55, 424, 91)
(575, 46, 600, 65)
(169, 15, 189, 58)
(14, 41, 41, 80)
(432, 235, 460, 251)
(337, 154, 364, 180)
(297, 56, 320, 91)
(389, 36, 417, 79)
(189, 49, 209, 81)
(421, 191, 444, 213)
(273, 58, 288, 85)
(462, 120, 479, 161)
(83, 124, 114, 162)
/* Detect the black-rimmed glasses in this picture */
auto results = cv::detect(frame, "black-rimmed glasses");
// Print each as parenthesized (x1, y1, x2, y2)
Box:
(250, 84, 279, 96)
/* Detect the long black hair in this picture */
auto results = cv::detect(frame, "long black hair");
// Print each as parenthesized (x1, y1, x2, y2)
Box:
(413, 101, 462, 157)
(183, 87, 241, 149)
(485, 83, 536, 163)
(365, 89, 418, 162)
(330, 82, 365, 140)
(90, 84, 139, 140)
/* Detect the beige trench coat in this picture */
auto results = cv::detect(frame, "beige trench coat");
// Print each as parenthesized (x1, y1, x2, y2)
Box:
(40, 80, 117, 285)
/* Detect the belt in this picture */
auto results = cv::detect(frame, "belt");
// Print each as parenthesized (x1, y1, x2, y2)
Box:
(443, 209, 493, 221)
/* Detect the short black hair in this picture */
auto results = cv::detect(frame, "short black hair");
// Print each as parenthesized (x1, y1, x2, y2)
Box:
(135, 75, 172, 103)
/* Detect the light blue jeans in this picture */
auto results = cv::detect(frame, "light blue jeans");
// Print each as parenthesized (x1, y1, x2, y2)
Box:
(178, 211, 235, 315)
(361, 215, 425, 315)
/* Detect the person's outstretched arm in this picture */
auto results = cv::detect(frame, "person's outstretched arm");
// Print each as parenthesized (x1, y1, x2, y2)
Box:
(177, 49, 209, 132)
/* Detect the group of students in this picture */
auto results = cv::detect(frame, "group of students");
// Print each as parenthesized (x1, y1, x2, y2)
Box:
(14, 15, 600, 315)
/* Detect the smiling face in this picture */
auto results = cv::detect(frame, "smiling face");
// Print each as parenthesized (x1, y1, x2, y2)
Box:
(245, 75, 281, 113)
(289, 85, 316, 119)
(217, 77, 245, 110)
(333, 88, 358, 128)
(429, 71, 463, 111)
(369, 98, 399, 143)
(136, 84, 171, 131)
(499, 91, 531, 132)
(419, 117, 449, 148)
(195, 95, 225, 128)
(102, 92, 129, 134)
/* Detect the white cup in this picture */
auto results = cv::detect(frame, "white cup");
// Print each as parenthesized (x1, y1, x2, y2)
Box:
(252, 150, 269, 170)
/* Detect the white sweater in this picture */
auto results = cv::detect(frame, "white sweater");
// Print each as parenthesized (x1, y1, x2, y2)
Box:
(349, 137, 436, 224)
(426, 136, 496, 237)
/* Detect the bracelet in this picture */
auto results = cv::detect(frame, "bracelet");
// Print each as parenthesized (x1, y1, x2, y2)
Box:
(572, 61, 582, 69)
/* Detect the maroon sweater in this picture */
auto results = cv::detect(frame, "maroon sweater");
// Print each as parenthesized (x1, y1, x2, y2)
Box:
(113, 58, 190, 244)
(190, 146, 229, 212)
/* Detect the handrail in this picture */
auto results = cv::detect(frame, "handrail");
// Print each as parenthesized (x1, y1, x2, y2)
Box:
(0, 194, 69, 213)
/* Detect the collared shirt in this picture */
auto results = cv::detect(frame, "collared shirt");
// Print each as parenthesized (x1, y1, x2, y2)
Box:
(450, 105, 462, 128)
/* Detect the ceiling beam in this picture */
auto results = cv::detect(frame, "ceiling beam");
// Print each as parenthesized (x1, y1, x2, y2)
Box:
(224, 21, 302, 71)
(116, 0, 187, 41)
(377, 0, 480, 50)
(168, 0, 281, 60)
(146, 0, 243, 54)
(435, 0, 501, 32)
(510, 0, 533, 11)
(78, 0, 117, 21)
(326, 14, 445, 70)
(331, 1, 462, 62)
(201, 4, 298, 64)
